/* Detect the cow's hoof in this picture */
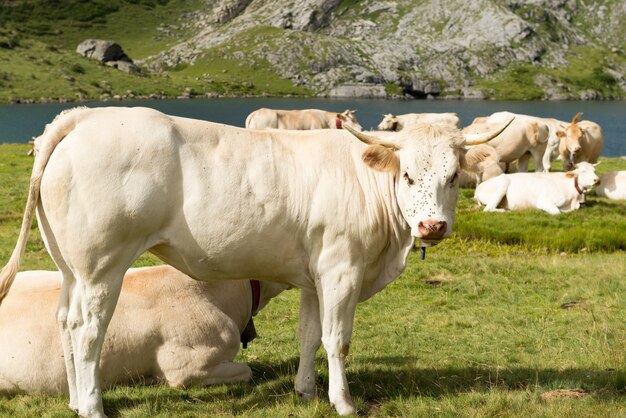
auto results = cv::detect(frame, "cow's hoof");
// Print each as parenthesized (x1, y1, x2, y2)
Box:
(68, 403, 79, 413)
(331, 400, 356, 416)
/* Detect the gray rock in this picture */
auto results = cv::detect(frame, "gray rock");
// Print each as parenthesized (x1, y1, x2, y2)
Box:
(76, 39, 132, 63)
(105, 61, 141, 74)
(329, 83, 387, 98)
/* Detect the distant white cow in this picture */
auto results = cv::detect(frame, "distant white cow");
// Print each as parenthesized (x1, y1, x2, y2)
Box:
(475, 162, 599, 214)
(377, 113, 461, 131)
(557, 112, 604, 171)
(0, 106, 511, 417)
(245, 108, 363, 131)
(595, 171, 626, 200)
(0, 266, 288, 394)
(464, 111, 550, 172)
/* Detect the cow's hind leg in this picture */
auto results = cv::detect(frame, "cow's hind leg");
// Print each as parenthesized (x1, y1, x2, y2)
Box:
(37, 204, 81, 411)
(68, 266, 127, 418)
(295, 288, 322, 399)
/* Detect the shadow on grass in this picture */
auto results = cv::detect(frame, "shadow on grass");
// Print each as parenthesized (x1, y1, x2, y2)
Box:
(100, 356, 625, 416)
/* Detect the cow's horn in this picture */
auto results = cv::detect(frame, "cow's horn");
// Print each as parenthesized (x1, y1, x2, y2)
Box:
(462, 116, 515, 146)
(344, 124, 398, 149)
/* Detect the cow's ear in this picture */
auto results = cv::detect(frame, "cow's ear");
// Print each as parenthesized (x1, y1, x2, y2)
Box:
(337, 113, 346, 121)
(556, 131, 565, 138)
(362, 144, 399, 172)
(458, 145, 498, 172)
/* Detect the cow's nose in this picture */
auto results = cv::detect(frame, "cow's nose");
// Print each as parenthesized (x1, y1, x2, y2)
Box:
(418, 220, 447, 241)
(594, 178, 600, 185)
(571, 145, 581, 153)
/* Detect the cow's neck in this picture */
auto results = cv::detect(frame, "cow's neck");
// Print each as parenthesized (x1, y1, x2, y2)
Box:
(357, 168, 413, 301)
(336, 118, 343, 129)
(574, 176, 584, 194)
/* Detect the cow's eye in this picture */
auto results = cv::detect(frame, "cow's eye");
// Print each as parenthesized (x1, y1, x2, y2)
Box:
(403, 172, 414, 185)
(448, 172, 459, 185)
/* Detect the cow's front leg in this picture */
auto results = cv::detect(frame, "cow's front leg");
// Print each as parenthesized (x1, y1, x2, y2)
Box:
(318, 262, 363, 416)
(295, 288, 322, 399)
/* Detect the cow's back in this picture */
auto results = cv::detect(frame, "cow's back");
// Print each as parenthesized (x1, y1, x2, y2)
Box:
(0, 266, 251, 394)
(246, 108, 279, 129)
(596, 171, 626, 200)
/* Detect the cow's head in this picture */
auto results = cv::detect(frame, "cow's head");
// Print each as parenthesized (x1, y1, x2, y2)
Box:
(337, 109, 363, 131)
(569, 161, 600, 191)
(557, 112, 584, 163)
(377, 114, 399, 131)
(345, 118, 513, 245)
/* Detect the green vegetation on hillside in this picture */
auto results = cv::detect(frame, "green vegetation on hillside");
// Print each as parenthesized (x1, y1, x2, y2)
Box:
(0, 1, 310, 102)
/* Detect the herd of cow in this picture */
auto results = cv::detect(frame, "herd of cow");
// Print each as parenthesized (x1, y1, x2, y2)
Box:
(0, 105, 624, 417)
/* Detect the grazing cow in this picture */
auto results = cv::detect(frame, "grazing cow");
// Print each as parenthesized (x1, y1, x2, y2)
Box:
(557, 112, 603, 171)
(463, 111, 550, 172)
(0, 107, 511, 417)
(0, 265, 288, 394)
(377, 112, 461, 131)
(595, 171, 626, 200)
(245, 108, 363, 131)
(474, 162, 599, 214)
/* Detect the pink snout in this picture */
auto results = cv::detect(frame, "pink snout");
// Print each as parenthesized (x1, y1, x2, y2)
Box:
(417, 220, 447, 241)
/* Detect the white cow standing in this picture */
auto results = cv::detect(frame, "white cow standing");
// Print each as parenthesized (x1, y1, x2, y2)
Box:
(0, 265, 287, 394)
(377, 113, 461, 131)
(245, 108, 363, 131)
(463, 111, 550, 172)
(0, 107, 511, 417)
(595, 171, 626, 200)
(475, 162, 600, 214)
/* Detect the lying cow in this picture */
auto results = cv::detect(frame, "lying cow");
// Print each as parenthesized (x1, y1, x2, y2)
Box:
(595, 171, 626, 200)
(463, 111, 550, 172)
(245, 108, 363, 131)
(557, 112, 603, 171)
(0, 265, 288, 394)
(0, 107, 511, 417)
(377, 112, 461, 131)
(474, 162, 599, 214)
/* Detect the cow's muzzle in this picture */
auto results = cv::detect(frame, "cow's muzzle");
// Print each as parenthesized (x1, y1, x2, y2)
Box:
(416, 220, 447, 243)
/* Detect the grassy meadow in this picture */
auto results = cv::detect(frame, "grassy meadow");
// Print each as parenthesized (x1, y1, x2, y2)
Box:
(0, 143, 624, 416)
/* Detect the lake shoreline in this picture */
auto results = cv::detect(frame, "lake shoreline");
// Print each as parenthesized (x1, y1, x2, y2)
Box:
(2, 98, 625, 157)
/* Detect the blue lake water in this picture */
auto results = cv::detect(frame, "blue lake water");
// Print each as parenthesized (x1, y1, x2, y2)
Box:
(1, 98, 625, 156)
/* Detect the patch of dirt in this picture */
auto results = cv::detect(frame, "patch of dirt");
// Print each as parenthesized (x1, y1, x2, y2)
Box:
(541, 388, 588, 400)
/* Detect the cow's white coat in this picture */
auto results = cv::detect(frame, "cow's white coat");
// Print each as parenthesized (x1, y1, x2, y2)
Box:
(475, 162, 599, 214)
(0, 107, 507, 417)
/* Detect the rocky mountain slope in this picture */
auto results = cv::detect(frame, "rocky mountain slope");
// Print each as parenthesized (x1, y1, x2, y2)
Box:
(143, 0, 626, 99)
(1, 0, 624, 101)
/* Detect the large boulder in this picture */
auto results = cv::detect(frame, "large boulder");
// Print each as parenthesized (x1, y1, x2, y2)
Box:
(328, 83, 387, 98)
(76, 39, 132, 63)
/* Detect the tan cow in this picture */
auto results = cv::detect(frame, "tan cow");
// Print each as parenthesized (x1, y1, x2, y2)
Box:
(245, 108, 363, 131)
(0, 106, 511, 417)
(595, 171, 626, 200)
(557, 112, 603, 171)
(0, 265, 288, 394)
(377, 113, 461, 131)
(463, 111, 550, 172)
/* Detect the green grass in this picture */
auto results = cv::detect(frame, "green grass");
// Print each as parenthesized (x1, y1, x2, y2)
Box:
(476, 46, 625, 100)
(0, 144, 624, 416)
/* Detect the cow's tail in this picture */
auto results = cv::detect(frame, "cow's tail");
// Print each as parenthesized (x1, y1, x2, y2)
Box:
(0, 107, 86, 305)
(245, 111, 255, 129)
